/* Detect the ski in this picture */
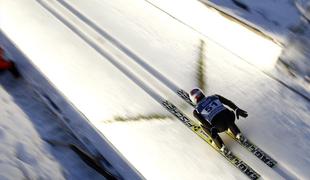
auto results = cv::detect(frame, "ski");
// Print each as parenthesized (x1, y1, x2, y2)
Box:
(226, 130, 277, 168)
(176, 89, 277, 168)
(162, 100, 260, 180)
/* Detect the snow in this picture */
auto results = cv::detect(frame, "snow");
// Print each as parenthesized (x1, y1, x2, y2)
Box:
(199, 0, 310, 97)
(279, 35, 310, 80)
(0, 77, 63, 180)
(201, 0, 301, 41)
(0, 74, 104, 179)
(0, 0, 310, 179)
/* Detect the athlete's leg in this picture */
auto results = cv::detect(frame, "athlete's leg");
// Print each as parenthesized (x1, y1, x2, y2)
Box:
(228, 123, 241, 136)
(221, 110, 241, 136)
(201, 125, 224, 149)
(225, 111, 247, 142)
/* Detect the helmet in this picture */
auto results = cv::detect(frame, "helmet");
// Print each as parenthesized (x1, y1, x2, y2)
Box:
(189, 88, 205, 104)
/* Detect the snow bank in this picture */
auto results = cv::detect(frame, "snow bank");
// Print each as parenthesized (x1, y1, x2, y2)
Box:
(206, 0, 310, 83)
(204, 0, 301, 42)
(279, 33, 310, 81)
(0, 59, 106, 180)
(0, 81, 65, 180)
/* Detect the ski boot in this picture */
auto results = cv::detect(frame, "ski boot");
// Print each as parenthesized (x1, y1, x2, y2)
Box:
(220, 145, 231, 156)
(236, 133, 247, 143)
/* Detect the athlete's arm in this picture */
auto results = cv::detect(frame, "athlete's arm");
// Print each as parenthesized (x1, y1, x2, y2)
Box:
(215, 94, 238, 110)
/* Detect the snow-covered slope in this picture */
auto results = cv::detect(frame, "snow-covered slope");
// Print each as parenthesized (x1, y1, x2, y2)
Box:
(1, 0, 310, 179)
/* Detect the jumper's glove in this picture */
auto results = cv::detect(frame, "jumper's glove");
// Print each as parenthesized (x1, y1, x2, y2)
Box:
(210, 127, 219, 139)
(235, 108, 248, 119)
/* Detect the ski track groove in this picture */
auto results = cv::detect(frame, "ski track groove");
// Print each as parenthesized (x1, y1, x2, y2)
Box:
(55, 0, 181, 94)
(37, 0, 297, 179)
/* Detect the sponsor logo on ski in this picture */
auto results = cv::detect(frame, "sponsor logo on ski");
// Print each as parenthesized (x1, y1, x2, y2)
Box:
(162, 100, 194, 128)
(230, 157, 260, 180)
(243, 141, 276, 167)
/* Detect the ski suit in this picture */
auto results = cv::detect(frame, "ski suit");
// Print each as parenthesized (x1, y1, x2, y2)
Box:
(193, 94, 241, 149)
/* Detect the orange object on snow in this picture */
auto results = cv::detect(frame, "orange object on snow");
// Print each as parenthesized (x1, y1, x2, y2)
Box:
(0, 47, 14, 70)
(0, 46, 20, 78)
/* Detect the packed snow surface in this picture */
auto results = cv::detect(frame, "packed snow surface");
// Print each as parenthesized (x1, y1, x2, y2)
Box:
(1, 0, 310, 179)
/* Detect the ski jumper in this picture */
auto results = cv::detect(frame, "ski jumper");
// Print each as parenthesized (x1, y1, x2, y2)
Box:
(193, 94, 241, 148)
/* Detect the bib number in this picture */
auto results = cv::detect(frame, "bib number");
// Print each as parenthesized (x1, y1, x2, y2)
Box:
(201, 99, 222, 116)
